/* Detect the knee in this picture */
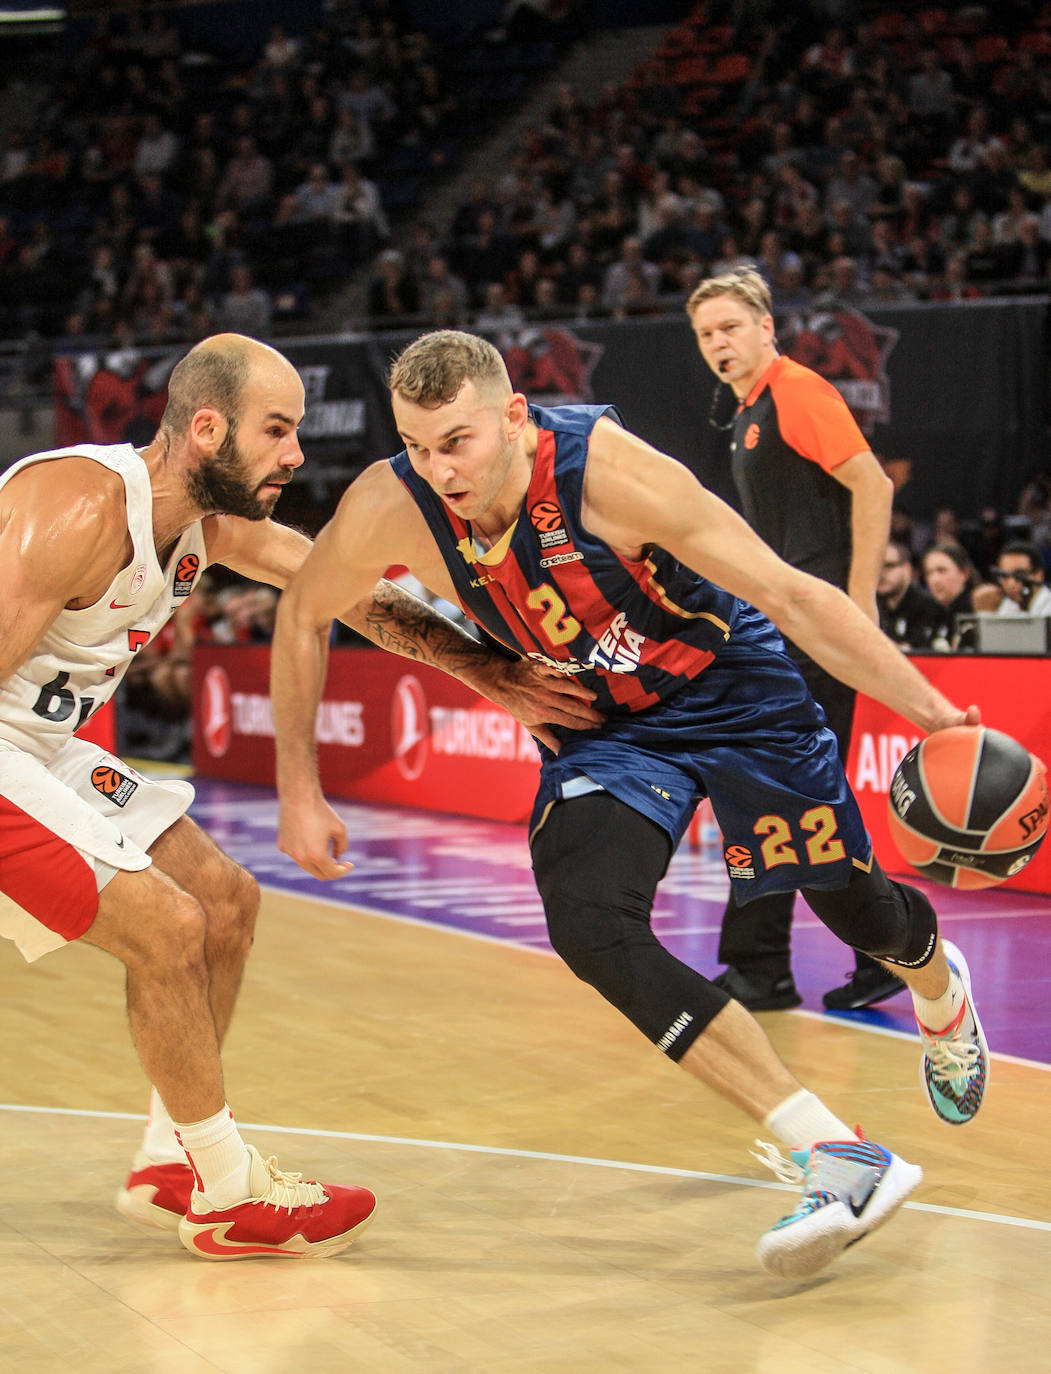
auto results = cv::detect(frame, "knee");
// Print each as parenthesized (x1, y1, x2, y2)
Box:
(134, 888, 210, 984)
(545, 897, 631, 996)
(200, 855, 259, 954)
(805, 866, 938, 968)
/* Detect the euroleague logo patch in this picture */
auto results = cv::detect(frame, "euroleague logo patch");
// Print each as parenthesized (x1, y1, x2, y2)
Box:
(743, 423, 760, 450)
(173, 552, 200, 596)
(91, 764, 138, 808)
(529, 501, 570, 549)
(724, 844, 756, 879)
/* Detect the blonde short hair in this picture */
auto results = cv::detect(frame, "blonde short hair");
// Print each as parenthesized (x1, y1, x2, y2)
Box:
(388, 329, 511, 406)
(686, 266, 772, 320)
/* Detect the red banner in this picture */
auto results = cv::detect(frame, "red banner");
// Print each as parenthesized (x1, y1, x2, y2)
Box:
(847, 655, 1051, 894)
(193, 645, 1051, 892)
(192, 645, 540, 822)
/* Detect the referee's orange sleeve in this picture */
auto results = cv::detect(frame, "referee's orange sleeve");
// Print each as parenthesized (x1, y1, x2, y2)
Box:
(769, 361, 869, 473)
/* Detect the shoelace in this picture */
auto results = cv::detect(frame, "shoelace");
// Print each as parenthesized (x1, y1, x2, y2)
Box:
(260, 1155, 329, 1213)
(920, 1015, 980, 1084)
(750, 1139, 807, 1184)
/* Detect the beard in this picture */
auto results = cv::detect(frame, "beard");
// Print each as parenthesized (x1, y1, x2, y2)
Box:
(186, 421, 286, 521)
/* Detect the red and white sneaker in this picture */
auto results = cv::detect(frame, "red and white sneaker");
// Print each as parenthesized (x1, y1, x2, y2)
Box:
(177, 1145, 376, 1260)
(116, 1152, 195, 1232)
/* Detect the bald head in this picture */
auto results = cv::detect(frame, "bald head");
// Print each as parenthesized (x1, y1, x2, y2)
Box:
(160, 333, 297, 442)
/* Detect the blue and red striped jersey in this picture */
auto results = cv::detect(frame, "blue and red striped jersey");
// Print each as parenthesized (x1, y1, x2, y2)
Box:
(390, 403, 742, 715)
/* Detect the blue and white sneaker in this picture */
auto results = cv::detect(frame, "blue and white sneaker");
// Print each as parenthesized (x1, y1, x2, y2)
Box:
(754, 1132, 923, 1279)
(916, 939, 989, 1126)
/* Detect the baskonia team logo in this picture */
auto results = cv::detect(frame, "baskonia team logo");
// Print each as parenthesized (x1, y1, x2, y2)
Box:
(502, 328, 603, 404)
(782, 301, 899, 435)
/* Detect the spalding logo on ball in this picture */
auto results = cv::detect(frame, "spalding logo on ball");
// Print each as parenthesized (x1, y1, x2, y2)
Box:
(888, 726, 1048, 889)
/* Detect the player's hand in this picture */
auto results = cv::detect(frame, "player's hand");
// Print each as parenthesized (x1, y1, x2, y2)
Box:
(929, 703, 982, 732)
(278, 794, 354, 879)
(476, 657, 603, 753)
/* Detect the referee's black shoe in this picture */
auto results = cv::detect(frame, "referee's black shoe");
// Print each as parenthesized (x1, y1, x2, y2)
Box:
(823, 964, 906, 1011)
(713, 965, 802, 1011)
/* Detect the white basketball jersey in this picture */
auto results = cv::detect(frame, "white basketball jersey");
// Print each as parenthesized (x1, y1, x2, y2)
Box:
(0, 443, 207, 762)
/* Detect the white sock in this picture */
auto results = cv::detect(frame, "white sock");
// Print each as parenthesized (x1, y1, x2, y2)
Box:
(912, 970, 964, 1032)
(764, 1089, 855, 1151)
(141, 1088, 186, 1165)
(173, 1104, 253, 1207)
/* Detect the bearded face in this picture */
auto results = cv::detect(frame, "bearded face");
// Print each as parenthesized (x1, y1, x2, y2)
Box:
(187, 418, 288, 520)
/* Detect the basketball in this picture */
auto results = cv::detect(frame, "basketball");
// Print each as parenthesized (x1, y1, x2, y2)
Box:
(887, 726, 1049, 889)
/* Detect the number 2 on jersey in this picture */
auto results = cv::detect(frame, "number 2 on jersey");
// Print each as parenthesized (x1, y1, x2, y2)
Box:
(526, 583, 581, 648)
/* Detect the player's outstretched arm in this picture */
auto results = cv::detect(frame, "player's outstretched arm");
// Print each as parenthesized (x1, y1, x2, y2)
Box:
(271, 469, 396, 879)
(582, 419, 978, 736)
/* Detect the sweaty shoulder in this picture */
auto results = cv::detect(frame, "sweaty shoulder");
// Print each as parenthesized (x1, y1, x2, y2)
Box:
(0, 455, 131, 605)
(766, 356, 868, 473)
(0, 454, 127, 542)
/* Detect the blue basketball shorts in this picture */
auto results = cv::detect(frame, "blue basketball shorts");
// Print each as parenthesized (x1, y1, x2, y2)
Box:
(531, 621, 871, 904)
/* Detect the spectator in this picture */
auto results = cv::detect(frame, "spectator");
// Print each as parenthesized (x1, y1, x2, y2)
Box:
(328, 106, 375, 170)
(907, 48, 954, 124)
(338, 66, 397, 146)
(216, 135, 274, 221)
(963, 218, 1009, 287)
(217, 264, 272, 334)
(332, 161, 390, 262)
(292, 162, 343, 223)
(1013, 214, 1051, 283)
(473, 281, 525, 334)
(367, 248, 421, 321)
(262, 22, 300, 71)
(824, 149, 877, 220)
(420, 254, 469, 323)
(134, 112, 180, 179)
(989, 541, 1051, 617)
(878, 540, 943, 650)
(922, 541, 986, 651)
(601, 235, 660, 313)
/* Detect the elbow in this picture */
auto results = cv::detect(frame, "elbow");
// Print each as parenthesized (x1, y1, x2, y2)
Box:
(763, 573, 838, 638)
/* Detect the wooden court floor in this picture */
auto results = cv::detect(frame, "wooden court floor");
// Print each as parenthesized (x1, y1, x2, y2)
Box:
(1, 888, 1049, 1374)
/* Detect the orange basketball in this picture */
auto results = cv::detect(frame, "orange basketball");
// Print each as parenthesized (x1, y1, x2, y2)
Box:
(887, 726, 1048, 889)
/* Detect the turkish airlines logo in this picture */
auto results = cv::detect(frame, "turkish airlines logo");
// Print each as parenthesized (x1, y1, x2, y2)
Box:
(201, 665, 232, 758)
(391, 675, 429, 781)
(130, 563, 146, 594)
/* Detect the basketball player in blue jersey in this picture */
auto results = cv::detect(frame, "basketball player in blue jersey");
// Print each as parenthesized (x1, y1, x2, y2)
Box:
(271, 329, 989, 1279)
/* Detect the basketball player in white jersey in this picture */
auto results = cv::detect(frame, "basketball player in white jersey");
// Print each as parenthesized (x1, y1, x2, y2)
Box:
(0, 332, 600, 1260)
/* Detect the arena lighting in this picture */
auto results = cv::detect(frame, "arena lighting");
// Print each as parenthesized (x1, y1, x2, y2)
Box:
(0, 7, 65, 35)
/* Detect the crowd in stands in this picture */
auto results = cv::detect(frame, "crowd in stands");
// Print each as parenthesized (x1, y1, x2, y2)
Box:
(5, 2, 1051, 347)
(370, 0, 1051, 329)
(0, 1, 462, 341)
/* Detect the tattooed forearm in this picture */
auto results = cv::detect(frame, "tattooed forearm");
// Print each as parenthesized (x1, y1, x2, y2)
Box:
(342, 579, 493, 679)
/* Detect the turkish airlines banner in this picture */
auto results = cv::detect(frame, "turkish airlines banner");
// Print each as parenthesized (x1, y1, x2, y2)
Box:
(194, 645, 1051, 892)
(847, 654, 1051, 894)
(192, 645, 540, 822)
